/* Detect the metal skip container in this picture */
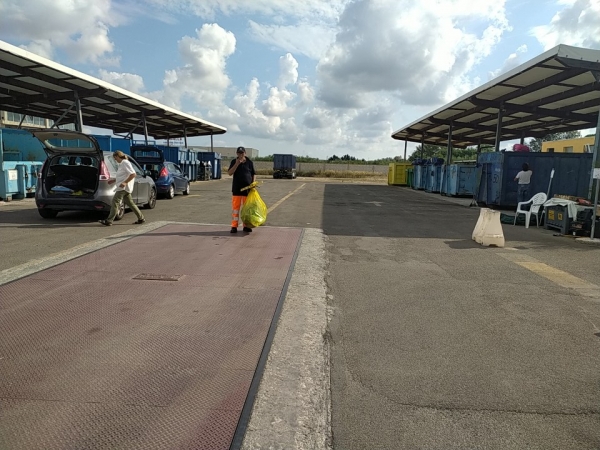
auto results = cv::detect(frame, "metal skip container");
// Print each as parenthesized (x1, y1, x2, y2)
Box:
(0, 128, 46, 200)
(387, 162, 411, 186)
(441, 162, 478, 197)
(411, 160, 426, 190)
(196, 152, 222, 180)
(475, 152, 593, 208)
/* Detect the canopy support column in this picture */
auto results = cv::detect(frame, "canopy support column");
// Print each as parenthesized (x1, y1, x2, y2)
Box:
(420, 135, 425, 159)
(74, 91, 84, 132)
(588, 111, 600, 199)
(446, 122, 453, 164)
(183, 126, 188, 148)
(142, 112, 149, 145)
(445, 122, 453, 194)
(211, 133, 214, 152)
(404, 140, 408, 161)
(494, 105, 503, 152)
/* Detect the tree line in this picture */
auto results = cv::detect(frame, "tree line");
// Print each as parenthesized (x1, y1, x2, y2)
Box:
(254, 131, 587, 165)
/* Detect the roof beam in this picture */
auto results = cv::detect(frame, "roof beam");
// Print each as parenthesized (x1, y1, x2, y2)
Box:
(470, 98, 598, 123)
(0, 84, 108, 105)
(483, 67, 587, 104)
(521, 81, 600, 109)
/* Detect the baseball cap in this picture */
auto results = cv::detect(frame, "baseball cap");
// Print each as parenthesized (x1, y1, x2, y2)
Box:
(236, 146, 246, 153)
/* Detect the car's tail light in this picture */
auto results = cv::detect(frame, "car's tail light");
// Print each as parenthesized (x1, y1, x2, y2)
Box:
(99, 161, 110, 180)
(159, 167, 168, 178)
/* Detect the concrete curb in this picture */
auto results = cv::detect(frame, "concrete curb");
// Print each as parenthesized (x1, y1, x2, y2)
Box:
(241, 228, 332, 450)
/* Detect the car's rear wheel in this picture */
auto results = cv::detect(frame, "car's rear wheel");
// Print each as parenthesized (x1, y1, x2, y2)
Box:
(166, 184, 175, 199)
(38, 208, 58, 219)
(183, 183, 190, 195)
(114, 201, 125, 221)
(145, 188, 157, 209)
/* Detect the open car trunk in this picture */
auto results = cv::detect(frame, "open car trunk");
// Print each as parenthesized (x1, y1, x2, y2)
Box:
(44, 156, 100, 198)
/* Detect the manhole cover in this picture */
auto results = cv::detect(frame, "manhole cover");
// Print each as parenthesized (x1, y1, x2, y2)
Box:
(132, 273, 183, 281)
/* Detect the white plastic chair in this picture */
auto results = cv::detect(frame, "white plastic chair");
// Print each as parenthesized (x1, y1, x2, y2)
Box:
(514, 192, 547, 228)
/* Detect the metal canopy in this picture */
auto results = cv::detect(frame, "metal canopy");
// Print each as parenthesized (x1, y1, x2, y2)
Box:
(391, 44, 600, 148)
(0, 40, 227, 139)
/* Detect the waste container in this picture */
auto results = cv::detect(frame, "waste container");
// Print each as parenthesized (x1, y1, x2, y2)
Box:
(407, 168, 414, 188)
(388, 162, 411, 186)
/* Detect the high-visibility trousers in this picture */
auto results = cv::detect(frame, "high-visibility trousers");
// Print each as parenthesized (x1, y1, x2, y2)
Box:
(231, 195, 246, 228)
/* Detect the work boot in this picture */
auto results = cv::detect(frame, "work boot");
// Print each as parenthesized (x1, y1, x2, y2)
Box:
(99, 219, 112, 226)
(230, 227, 237, 233)
(243, 227, 253, 233)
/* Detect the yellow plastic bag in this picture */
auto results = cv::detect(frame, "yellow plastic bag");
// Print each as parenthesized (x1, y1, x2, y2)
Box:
(240, 187, 268, 228)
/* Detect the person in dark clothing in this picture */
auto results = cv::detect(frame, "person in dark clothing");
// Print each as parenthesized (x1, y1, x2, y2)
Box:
(227, 146, 256, 233)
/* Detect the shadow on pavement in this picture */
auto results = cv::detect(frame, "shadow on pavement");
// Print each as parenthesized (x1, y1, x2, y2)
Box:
(321, 184, 598, 250)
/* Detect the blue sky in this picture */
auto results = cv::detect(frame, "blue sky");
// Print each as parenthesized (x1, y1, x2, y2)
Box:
(1, 0, 599, 159)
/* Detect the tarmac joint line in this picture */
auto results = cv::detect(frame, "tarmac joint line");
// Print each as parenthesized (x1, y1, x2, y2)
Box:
(267, 183, 306, 213)
(498, 252, 600, 299)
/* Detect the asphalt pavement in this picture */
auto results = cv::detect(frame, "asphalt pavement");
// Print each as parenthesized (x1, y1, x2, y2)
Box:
(1, 177, 599, 449)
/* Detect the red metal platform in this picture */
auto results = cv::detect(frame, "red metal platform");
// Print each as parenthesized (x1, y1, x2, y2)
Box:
(0, 224, 302, 450)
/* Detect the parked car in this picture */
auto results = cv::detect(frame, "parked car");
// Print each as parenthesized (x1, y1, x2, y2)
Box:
(32, 130, 157, 219)
(130, 145, 190, 199)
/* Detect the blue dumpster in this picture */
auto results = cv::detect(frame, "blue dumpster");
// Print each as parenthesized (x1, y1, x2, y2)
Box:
(411, 160, 426, 190)
(177, 149, 199, 181)
(0, 128, 46, 200)
(92, 135, 132, 154)
(425, 158, 444, 193)
(475, 151, 593, 208)
(441, 162, 477, 196)
(197, 152, 222, 179)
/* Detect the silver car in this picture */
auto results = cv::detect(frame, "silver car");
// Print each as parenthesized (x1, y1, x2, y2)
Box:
(33, 130, 157, 219)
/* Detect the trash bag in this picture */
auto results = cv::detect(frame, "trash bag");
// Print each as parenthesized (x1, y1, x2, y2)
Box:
(240, 187, 268, 228)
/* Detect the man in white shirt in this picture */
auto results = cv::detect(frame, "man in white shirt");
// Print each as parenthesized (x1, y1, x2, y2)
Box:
(514, 162, 533, 203)
(99, 151, 146, 226)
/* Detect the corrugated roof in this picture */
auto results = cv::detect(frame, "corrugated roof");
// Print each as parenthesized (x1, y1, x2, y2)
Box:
(391, 44, 600, 148)
(0, 40, 227, 139)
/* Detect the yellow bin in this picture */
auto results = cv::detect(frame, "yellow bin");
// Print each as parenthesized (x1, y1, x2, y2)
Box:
(388, 162, 411, 186)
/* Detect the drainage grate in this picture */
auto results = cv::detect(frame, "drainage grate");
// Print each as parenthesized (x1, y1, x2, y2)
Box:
(132, 273, 183, 281)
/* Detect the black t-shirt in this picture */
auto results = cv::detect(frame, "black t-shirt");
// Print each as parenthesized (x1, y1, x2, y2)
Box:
(229, 158, 256, 196)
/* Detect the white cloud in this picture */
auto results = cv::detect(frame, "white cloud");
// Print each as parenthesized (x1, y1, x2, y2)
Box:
(262, 87, 296, 117)
(159, 23, 236, 110)
(226, 78, 301, 140)
(488, 44, 528, 79)
(316, 0, 510, 108)
(248, 21, 336, 60)
(0, 0, 122, 64)
(98, 69, 146, 93)
(278, 53, 299, 88)
(143, 0, 347, 21)
(531, 0, 600, 50)
(297, 80, 315, 105)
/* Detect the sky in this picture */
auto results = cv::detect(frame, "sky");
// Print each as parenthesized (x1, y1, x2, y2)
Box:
(1, 0, 600, 160)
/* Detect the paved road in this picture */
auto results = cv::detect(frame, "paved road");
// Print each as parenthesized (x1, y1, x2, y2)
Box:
(2, 178, 600, 449)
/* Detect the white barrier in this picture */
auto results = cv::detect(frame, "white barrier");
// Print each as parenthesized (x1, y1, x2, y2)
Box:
(472, 208, 505, 247)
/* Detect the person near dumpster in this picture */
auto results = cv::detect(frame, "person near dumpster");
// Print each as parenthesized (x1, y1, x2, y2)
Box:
(514, 162, 533, 203)
(227, 146, 256, 234)
(99, 151, 146, 226)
